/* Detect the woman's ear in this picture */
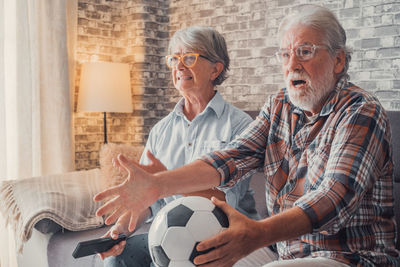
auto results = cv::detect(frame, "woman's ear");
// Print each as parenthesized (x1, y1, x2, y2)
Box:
(210, 62, 224, 81)
(334, 50, 346, 75)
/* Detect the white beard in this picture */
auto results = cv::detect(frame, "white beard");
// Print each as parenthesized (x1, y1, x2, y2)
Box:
(285, 68, 336, 113)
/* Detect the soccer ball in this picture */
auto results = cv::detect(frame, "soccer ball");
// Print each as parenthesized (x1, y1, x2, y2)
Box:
(148, 196, 229, 267)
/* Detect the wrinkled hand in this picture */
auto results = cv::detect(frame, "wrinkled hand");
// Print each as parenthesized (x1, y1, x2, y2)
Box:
(94, 154, 160, 232)
(98, 213, 130, 260)
(140, 150, 167, 174)
(112, 150, 167, 175)
(194, 197, 263, 267)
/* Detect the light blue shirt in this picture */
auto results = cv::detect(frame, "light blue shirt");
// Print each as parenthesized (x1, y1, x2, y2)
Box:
(140, 91, 259, 220)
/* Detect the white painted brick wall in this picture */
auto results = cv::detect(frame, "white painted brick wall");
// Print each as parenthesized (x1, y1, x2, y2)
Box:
(75, 0, 400, 170)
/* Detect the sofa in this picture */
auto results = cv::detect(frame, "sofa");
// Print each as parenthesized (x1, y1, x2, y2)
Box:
(9, 110, 400, 267)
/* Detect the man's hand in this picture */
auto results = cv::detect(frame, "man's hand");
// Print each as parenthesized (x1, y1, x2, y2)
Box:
(94, 154, 160, 232)
(193, 197, 264, 267)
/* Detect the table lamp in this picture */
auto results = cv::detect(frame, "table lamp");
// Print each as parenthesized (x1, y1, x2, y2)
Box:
(77, 62, 133, 143)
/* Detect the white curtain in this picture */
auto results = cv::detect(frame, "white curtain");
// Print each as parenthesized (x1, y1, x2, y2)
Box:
(0, 0, 77, 266)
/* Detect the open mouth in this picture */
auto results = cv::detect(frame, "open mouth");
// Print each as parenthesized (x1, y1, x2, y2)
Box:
(178, 76, 193, 81)
(292, 80, 306, 87)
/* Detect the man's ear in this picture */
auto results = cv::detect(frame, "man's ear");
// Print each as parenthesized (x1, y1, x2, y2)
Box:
(210, 62, 224, 81)
(334, 50, 346, 75)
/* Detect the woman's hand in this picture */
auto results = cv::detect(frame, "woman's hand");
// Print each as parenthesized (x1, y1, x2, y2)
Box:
(94, 154, 160, 232)
(98, 213, 130, 260)
(112, 150, 167, 174)
(193, 197, 265, 267)
(141, 150, 168, 174)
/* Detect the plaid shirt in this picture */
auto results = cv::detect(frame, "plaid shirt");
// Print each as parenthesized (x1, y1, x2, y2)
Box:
(202, 80, 400, 266)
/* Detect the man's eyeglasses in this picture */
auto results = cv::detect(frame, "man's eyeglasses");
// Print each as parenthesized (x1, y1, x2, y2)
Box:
(275, 44, 329, 65)
(165, 53, 211, 68)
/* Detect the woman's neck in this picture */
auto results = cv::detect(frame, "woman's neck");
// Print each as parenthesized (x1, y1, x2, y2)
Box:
(183, 90, 215, 121)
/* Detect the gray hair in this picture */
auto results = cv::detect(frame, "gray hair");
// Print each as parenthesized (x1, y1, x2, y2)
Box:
(278, 5, 352, 81)
(168, 26, 230, 86)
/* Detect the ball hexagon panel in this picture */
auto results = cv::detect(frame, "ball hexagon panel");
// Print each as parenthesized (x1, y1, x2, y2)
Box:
(181, 196, 215, 212)
(212, 206, 229, 228)
(148, 211, 168, 246)
(160, 197, 185, 215)
(186, 211, 223, 241)
(189, 242, 214, 265)
(151, 245, 170, 267)
(166, 204, 194, 227)
(161, 227, 196, 260)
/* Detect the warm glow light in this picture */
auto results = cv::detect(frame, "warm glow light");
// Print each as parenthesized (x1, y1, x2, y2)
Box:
(77, 62, 132, 112)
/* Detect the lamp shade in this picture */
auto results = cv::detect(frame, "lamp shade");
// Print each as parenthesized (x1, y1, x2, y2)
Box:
(77, 62, 132, 112)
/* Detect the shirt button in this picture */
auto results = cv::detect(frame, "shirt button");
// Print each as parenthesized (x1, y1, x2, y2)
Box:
(188, 143, 192, 146)
(273, 203, 280, 213)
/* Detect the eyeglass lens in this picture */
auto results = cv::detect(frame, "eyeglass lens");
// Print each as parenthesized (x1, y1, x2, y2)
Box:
(167, 54, 197, 68)
(277, 45, 315, 64)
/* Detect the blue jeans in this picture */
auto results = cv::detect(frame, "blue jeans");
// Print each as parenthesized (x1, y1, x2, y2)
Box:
(103, 233, 153, 267)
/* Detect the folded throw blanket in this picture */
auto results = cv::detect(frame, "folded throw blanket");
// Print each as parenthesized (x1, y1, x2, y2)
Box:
(0, 168, 104, 253)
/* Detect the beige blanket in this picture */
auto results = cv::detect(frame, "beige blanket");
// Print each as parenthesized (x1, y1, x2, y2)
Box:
(0, 168, 104, 253)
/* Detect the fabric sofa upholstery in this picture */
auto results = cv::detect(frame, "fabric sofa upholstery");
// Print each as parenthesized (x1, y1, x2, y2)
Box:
(387, 111, 400, 249)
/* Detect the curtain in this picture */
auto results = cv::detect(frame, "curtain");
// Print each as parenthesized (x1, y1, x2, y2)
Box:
(0, 0, 77, 266)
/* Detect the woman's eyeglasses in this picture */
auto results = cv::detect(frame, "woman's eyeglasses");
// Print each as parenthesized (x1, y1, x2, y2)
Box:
(165, 53, 211, 68)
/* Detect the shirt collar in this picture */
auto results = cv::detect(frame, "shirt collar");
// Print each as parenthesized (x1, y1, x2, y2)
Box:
(319, 77, 348, 116)
(173, 91, 224, 119)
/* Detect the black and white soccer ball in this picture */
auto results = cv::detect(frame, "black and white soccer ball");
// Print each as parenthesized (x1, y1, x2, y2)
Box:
(148, 196, 229, 267)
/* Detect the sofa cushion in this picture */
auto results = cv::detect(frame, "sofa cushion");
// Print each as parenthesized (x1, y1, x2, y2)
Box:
(0, 169, 104, 253)
(34, 218, 63, 234)
(387, 111, 400, 183)
(386, 111, 400, 248)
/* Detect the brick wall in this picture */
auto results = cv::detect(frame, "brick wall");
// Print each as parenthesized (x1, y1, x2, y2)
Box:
(169, 0, 400, 110)
(74, 0, 170, 169)
(74, 0, 400, 170)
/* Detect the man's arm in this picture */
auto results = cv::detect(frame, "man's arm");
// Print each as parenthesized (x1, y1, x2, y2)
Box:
(143, 150, 226, 201)
(94, 156, 221, 231)
(155, 159, 221, 198)
(182, 189, 226, 201)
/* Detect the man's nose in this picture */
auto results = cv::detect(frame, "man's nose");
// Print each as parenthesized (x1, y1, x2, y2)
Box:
(286, 52, 302, 72)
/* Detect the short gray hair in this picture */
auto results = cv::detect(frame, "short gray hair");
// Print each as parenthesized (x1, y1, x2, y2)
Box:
(278, 5, 352, 81)
(168, 26, 230, 86)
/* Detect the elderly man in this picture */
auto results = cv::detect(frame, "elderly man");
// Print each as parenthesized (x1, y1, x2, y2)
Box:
(95, 5, 399, 267)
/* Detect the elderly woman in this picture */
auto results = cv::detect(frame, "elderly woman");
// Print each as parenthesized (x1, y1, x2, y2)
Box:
(100, 26, 259, 267)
